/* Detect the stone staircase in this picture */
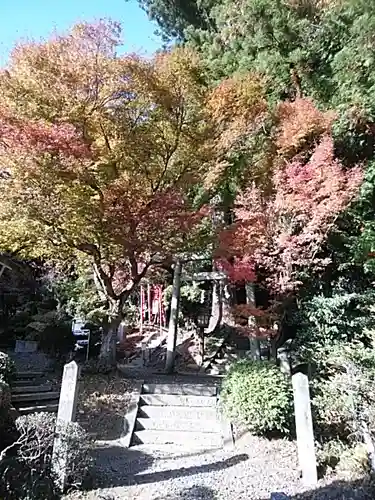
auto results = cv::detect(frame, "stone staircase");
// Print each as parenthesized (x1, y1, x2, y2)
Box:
(11, 371, 60, 415)
(130, 381, 232, 450)
(118, 325, 168, 369)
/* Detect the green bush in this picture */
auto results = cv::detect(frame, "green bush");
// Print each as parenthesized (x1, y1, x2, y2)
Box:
(26, 310, 75, 358)
(0, 352, 15, 385)
(0, 379, 18, 456)
(336, 444, 370, 478)
(316, 439, 348, 472)
(311, 344, 375, 439)
(293, 290, 375, 370)
(221, 359, 293, 436)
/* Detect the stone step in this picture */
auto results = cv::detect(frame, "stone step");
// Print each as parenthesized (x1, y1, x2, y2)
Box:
(132, 429, 223, 448)
(142, 383, 217, 397)
(138, 404, 218, 421)
(12, 392, 60, 403)
(130, 443, 219, 453)
(12, 379, 44, 387)
(140, 394, 217, 407)
(136, 417, 221, 433)
(17, 403, 59, 414)
(15, 371, 45, 379)
(12, 383, 54, 394)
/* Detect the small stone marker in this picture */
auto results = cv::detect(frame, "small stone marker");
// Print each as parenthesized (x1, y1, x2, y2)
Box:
(292, 371, 318, 486)
(52, 360, 80, 491)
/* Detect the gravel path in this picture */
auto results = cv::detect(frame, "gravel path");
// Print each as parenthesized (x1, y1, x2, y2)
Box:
(64, 436, 375, 500)
(64, 371, 375, 500)
(65, 438, 297, 500)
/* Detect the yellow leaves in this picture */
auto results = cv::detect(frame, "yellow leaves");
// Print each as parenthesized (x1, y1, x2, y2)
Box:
(154, 47, 206, 101)
(203, 73, 268, 190)
(1, 20, 123, 126)
(207, 73, 267, 127)
(0, 20, 272, 271)
(275, 98, 336, 159)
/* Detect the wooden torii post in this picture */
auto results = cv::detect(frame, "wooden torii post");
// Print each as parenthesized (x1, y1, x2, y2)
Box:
(0, 260, 11, 280)
(165, 255, 217, 374)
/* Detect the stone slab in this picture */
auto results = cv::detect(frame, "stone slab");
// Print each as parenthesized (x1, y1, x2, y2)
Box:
(138, 404, 218, 421)
(12, 391, 60, 403)
(135, 417, 221, 433)
(15, 340, 38, 353)
(16, 371, 45, 379)
(17, 403, 59, 414)
(142, 383, 217, 397)
(140, 394, 217, 407)
(132, 429, 223, 448)
(292, 371, 318, 486)
(12, 383, 53, 394)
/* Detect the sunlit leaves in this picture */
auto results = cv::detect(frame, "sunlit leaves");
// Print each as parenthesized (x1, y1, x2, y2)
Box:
(218, 100, 363, 294)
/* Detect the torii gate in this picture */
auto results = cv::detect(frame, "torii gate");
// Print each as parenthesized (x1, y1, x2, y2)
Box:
(165, 254, 227, 373)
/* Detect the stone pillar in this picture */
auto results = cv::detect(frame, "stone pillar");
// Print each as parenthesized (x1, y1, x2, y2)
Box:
(52, 361, 80, 491)
(292, 371, 318, 486)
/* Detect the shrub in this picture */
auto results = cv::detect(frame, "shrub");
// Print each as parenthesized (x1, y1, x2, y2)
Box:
(311, 344, 375, 439)
(336, 444, 370, 478)
(27, 310, 75, 358)
(0, 412, 93, 499)
(292, 290, 375, 370)
(316, 439, 349, 472)
(221, 359, 293, 436)
(0, 380, 18, 455)
(316, 440, 370, 478)
(0, 351, 15, 385)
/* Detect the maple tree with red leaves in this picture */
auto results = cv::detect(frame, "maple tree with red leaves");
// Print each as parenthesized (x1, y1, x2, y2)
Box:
(0, 21, 265, 364)
(217, 99, 363, 338)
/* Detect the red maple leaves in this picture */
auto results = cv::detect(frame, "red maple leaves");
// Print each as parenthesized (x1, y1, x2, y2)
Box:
(0, 109, 90, 159)
(218, 128, 363, 294)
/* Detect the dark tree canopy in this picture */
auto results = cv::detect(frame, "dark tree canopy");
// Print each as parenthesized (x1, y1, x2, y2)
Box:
(136, 0, 216, 41)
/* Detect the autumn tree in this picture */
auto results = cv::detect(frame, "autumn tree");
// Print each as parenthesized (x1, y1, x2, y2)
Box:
(0, 20, 266, 364)
(217, 99, 363, 335)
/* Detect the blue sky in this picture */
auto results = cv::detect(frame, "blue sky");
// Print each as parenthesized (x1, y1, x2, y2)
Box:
(0, 0, 163, 66)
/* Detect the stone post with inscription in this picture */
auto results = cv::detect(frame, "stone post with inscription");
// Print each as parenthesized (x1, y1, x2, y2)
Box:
(52, 360, 80, 491)
(292, 371, 318, 486)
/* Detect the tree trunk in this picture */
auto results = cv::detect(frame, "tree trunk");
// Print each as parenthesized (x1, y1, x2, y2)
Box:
(245, 282, 261, 360)
(197, 327, 204, 366)
(165, 259, 182, 374)
(99, 302, 122, 367)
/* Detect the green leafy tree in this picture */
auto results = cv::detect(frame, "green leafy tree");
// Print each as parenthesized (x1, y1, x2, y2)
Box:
(136, 0, 216, 41)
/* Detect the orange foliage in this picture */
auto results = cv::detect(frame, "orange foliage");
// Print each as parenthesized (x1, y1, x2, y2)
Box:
(276, 98, 335, 159)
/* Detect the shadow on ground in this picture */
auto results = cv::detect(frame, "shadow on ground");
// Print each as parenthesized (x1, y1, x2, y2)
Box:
(91, 445, 248, 489)
(262, 476, 375, 500)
